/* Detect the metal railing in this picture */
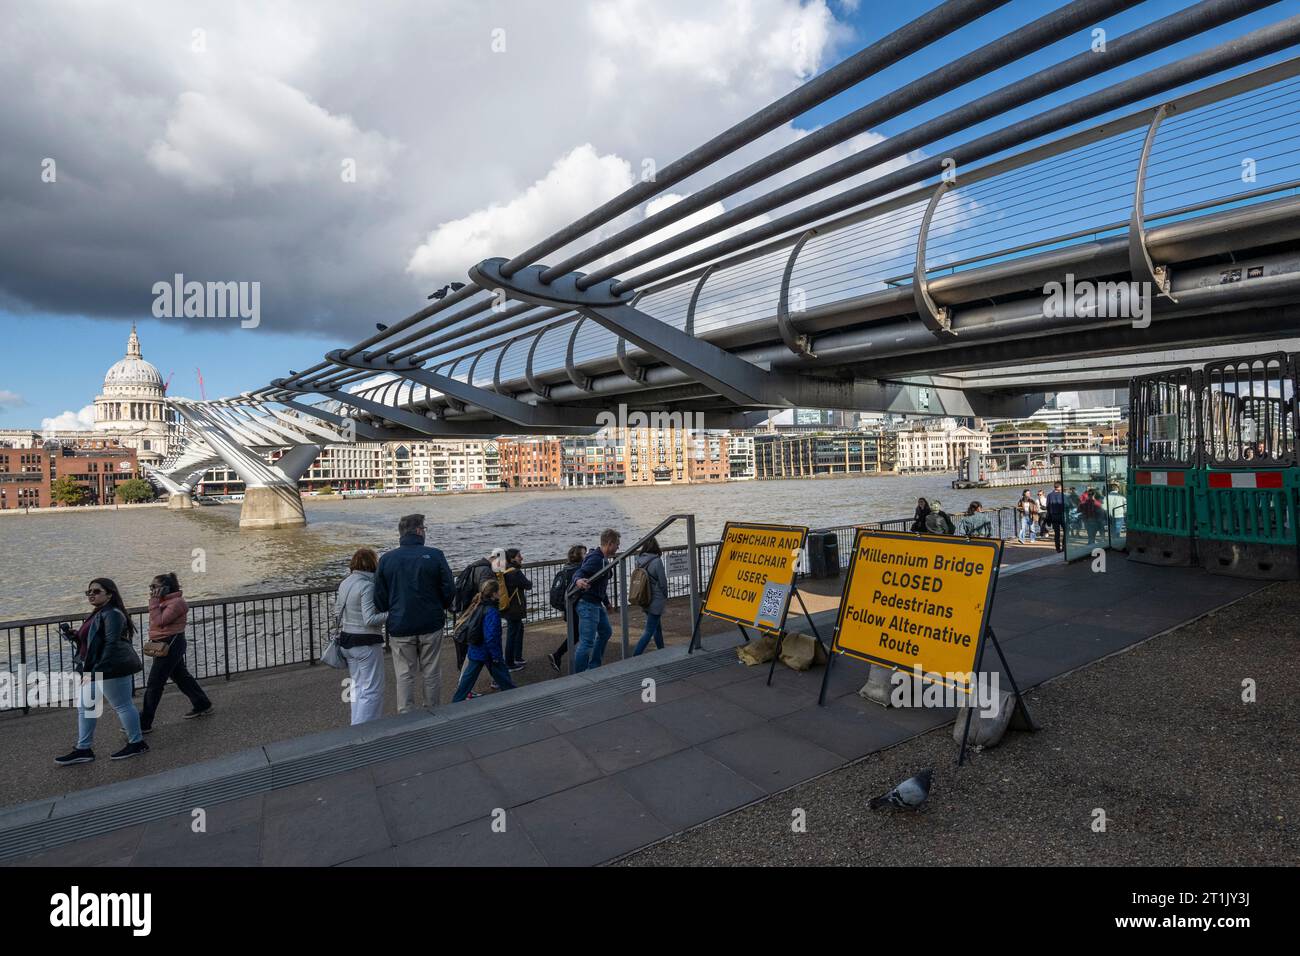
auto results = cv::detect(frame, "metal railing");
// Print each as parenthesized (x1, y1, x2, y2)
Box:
(0, 513, 1022, 714)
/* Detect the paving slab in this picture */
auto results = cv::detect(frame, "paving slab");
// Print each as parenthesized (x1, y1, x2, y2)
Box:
(376, 760, 506, 845)
(700, 724, 843, 795)
(642, 690, 767, 745)
(564, 710, 689, 774)
(395, 815, 546, 867)
(511, 777, 671, 867)
(611, 747, 765, 831)
(475, 735, 602, 807)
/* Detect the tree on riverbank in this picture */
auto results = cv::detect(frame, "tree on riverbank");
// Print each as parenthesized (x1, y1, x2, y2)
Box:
(116, 478, 156, 503)
(49, 476, 85, 507)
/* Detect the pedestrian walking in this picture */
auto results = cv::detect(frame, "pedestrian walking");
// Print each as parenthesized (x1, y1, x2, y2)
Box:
(501, 548, 532, 671)
(54, 578, 147, 765)
(138, 572, 212, 733)
(334, 548, 388, 725)
(632, 538, 669, 656)
(452, 579, 516, 702)
(1016, 489, 1039, 544)
(372, 513, 455, 713)
(547, 544, 587, 672)
(1036, 489, 1049, 538)
(573, 528, 620, 673)
(1080, 488, 1106, 547)
(1046, 482, 1066, 552)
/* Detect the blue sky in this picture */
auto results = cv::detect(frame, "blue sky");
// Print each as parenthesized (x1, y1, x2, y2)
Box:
(2, 0, 1296, 427)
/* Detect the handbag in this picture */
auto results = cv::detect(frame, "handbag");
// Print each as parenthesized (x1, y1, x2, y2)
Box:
(320, 637, 347, 669)
(143, 639, 171, 658)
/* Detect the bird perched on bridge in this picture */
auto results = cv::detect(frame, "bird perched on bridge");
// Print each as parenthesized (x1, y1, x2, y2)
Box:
(869, 768, 932, 811)
(428, 281, 466, 301)
(375, 323, 388, 331)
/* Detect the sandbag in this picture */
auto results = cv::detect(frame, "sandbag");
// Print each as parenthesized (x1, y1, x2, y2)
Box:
(779, 632, 827, 671)
(736, 634, 779, 666)
(953, 690, 1037, 749)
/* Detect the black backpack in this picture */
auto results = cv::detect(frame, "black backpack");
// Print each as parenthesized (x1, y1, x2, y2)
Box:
(549, 565, 576, 613)
(451, 559, 490, 614)
(453, 600, 486, 647)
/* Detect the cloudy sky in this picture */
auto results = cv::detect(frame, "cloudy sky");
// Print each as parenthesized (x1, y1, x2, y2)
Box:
(0, 0, 1292, 427)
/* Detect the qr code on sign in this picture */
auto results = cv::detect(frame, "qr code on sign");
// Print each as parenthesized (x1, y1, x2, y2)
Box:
(756, 583, 787, 625)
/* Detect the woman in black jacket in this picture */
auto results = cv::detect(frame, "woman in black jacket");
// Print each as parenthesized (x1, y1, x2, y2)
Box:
(55, 578, 147, 766)
(910, 498, 931, 533)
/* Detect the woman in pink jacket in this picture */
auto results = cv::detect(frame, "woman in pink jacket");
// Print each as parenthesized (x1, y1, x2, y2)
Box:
(138, 572, 212, 733)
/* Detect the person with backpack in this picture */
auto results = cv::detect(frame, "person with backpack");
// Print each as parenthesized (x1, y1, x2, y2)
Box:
(547, 544, 587, 672)
(452, 578, 516, 702)
(573, 528, 620, 673)
(924, 500, 955, 535)
(372, 513, 455, 714)
(631, 538, 670, 656)
(501, 548, 532, 671)
(55, 577, 147, 765)
(138, 571, 212, 734)
(450, 550, 499, 672)
(333, 548, 388, 725)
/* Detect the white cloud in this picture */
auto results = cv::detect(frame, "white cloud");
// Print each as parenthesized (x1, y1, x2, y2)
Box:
(0, 389, 25, 409)
(407, 144, 635, 280)
(148, 77, 401, 192)
(41, 405, 97, 432)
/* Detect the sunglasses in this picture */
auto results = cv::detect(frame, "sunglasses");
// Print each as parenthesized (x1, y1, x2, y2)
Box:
(85, 588, 106, 596)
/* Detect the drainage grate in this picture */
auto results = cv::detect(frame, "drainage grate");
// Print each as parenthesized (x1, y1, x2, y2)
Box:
(0, 646, 739, 864)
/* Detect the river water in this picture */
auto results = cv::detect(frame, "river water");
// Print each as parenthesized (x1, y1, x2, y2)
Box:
(1, 476, 1027, 619)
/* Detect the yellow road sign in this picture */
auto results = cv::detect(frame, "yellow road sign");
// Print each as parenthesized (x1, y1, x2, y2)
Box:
(703, 522, 807, 633)
(832, 529, 1001, 689)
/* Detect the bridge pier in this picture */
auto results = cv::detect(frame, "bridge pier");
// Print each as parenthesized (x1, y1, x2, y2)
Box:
(239, 485, 307, 529)
(167, 492, 194, 510)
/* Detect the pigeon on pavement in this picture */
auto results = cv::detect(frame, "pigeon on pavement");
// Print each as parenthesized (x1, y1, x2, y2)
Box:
(869, 769, 933, 810)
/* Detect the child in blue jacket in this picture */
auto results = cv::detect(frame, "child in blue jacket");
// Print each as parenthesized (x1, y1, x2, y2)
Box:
(452, 579, 517, 702)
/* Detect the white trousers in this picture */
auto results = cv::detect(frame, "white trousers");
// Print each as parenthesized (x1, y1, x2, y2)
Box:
(342, 643, 386, 725)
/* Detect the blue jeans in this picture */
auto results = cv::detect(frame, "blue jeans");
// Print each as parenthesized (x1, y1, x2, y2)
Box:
(452, 657, 515, 702)
(633, 613, 663, 656)
(1018, 514, 1034, 543)
(573, 601, 612, 673)
(77, 675, 141, 749)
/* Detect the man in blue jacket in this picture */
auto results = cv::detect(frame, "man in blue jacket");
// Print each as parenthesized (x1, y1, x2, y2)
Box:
(373, 513, 456, 712)
(572, 528, 620, 672)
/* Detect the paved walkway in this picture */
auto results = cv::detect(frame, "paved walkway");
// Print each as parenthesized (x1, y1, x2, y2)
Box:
(1, 552, 1262, 866)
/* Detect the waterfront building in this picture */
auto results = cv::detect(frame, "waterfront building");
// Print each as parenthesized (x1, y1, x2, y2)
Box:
(752, 430, 894, 479)
(0, 442, 139, 509)
(990, 425, 1094, 457)
(728, 434, 756, 480)
(893, 420, 990, 472)
(382, 441, 501, 492)
(297, 442, 385, 492)
(499, 438, 564, 488)
(561, 435, 625, 487)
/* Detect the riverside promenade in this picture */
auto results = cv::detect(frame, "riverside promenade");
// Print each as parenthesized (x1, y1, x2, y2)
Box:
(0, 545, 1266, 867)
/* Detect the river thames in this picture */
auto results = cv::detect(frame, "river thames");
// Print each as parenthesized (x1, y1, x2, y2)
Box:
(2, 475, 1027, 618)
